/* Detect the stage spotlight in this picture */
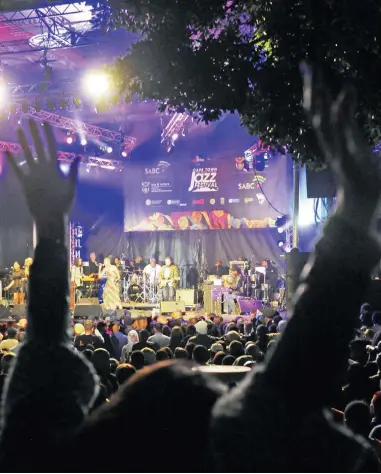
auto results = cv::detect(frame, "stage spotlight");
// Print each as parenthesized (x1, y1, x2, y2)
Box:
(277, 240, 285, 248)
(80, 138, 87, 146)
(66, 132, 75, 145)
(83, 72, 110, 97)
(121, 149, 128, 158)
(73, 97, 82, 109)
(278, 227, 284, 234)
(106, 146, 113, 154)
(0, 80, 7, 105)
(275, 215, 287, 229)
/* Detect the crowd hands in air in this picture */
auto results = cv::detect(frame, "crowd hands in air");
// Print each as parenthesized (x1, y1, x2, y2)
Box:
(0, 64, 380, 472)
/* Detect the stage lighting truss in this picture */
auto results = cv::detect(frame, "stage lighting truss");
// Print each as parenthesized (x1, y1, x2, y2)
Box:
(161, 112, 189, 151)
(244, 140, 271, 172)
(0, 3, 96, 57)
(11, 106, 136, 154)
(0, 141, 124, 172)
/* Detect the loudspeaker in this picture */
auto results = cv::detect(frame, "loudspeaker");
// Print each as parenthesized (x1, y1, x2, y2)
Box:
(160, 301, 185, 314)
(0, 304, 12, 320)
(12, 304, 27, 321)
(306, 168, 336, 198)
(103, 309, 125, 321)
(238, 298, 263, 314)
(74, 304, 103, 320)
(175, 289, 196, 305)
(77, 298, 99, 305)
(285, 250, 311, 306)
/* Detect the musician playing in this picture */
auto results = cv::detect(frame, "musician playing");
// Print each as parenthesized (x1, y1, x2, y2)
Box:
(88, 252, 99, 276)
(209, 260, 228, 278)
(159, 257, 179, 301)
(4, 261, 25, 304)
(71, 258, 84, 303)
(23, 257, 33, 302)
(133, 256, 145, 273)
(143, 257, 162, 286)
(223, 265, 244, 314)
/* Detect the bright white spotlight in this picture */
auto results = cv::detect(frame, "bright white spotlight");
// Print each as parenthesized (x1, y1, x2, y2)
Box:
(278, 227, 284, 234)
(278, 240, 285, 248)
(172, 133, 179, 141)
(66, 136, 74, 145)
(121, 150, 128, 158)
(0, 80, 7, 106)
(106, 146, 113, 154)
(81, 138, 87, 146)
(83, 72, 110, 96)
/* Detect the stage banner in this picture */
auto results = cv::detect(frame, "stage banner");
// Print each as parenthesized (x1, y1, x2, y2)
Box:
(124, 144, 289, 232)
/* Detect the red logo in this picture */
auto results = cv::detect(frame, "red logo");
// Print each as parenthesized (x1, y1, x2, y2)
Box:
(192, 199, 205, 205)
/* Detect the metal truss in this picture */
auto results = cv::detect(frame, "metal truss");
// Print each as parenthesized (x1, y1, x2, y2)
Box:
(13, 106, 136, 152)
(0, 140, 124, 171)
(161, 112, 189, 142)
(0, 3, 97, 55)
(8, 78, 81, 97)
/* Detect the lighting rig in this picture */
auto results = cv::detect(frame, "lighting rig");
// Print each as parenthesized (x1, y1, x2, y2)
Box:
(161, 112, 189, 152)
(0, 140, 124, 172)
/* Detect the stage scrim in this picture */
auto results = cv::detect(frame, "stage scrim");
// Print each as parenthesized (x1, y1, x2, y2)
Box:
(124, 144, 289, 232)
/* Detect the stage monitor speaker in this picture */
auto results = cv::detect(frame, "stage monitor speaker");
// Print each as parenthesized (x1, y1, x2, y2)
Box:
(12, 304, 27, 321)
(176, 289, 195, 306)
(103, 309, 125, 321)
(160, 301, 185, 314)
(238, 298, 263, 314)
(0, 304, 12, 320)
(77, 298, 99, 306)
(74, 304, 103, 320)
(306, 168, 336, 198)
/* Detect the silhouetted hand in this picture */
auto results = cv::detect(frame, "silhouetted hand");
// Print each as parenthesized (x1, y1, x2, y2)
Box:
(5, 119, 79, 225)
(301, 62, 381, 231)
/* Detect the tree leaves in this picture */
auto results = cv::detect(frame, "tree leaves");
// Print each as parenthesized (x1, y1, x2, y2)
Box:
(99, 0, 381, 166)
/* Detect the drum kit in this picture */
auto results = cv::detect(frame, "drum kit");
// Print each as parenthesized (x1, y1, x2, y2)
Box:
(122, 267, 160, 304)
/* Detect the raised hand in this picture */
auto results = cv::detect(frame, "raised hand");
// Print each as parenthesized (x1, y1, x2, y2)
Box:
(301, 62, 381, 231)
(5, 119, 79, 225)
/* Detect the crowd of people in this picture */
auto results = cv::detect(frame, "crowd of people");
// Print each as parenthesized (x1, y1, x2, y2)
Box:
(1, 66, 381, 472)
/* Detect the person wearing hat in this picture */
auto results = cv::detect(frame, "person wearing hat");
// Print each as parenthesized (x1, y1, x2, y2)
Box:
(74, 320, 102, 351)
(189, 320, 216, 349)
(208, 342, 224, 364)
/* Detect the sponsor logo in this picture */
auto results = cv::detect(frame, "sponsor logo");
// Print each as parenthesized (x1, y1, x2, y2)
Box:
(238, 174, 266, 191)
(189, 167, 218, 192)
(180, 203, 187, 207)
(210, 198, 216, 205)
(192, 199, 205, 205)
(167, 200, 180, 205)
(146, 199, 162, 206)
(220, 197, 225, 205)
(144, 161, 170, 175)
(256, 193, 265, 205)
(244, 197, 254, 204)
(142, 181, 150, 194)
(235, 156, 245, 170)
(228, 198, 240, 204)
(142, 181, 172, 193)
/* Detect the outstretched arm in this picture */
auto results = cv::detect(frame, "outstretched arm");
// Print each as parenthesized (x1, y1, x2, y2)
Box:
(0, 120, 98, 470)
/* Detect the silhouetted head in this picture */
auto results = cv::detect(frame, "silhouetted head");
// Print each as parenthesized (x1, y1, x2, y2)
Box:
(174, 347, 188, 359)
(193, 345, 209, 365)
(69, 362, 226, 472)
(222, 355, 235, 366)
(130, 350, 145, 370)
(156, 348, 169, 361)
(115, 364, 136, 386)
(344, 400, 370, 437)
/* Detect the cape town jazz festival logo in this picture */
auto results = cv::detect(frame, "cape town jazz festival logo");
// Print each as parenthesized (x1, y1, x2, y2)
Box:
(189, 167, 218, 192)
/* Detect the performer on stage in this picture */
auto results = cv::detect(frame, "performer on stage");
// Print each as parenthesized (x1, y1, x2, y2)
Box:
(5, 261, 25, 304)
(114, 257, 124, 297)
(99, 257, 122, 310)
(143, 257, 162, 286)
(88, 252, 99, 276)
(23, 257, 33, 301)
(159, 257, 179, 301)
(223, 265, 244, 314)
(71, 258, 84, 303)
(209, 260, 228, 278)
(133, 256, 145, 272)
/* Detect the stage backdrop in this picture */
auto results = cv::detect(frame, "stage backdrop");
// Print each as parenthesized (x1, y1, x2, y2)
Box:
(124, 144, 289, 232)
